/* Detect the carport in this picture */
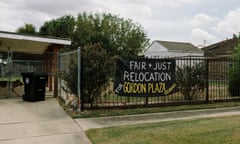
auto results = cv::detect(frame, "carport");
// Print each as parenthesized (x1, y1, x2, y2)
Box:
(0, 31, 71, 97)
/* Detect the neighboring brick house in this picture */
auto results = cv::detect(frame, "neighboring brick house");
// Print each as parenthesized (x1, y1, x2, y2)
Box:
(202, 37, 238, 80)
(144, 40, 203, 58)
(202, 37, 238, 57)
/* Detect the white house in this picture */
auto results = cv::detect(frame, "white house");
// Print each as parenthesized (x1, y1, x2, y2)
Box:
(144, 40, 204, 58)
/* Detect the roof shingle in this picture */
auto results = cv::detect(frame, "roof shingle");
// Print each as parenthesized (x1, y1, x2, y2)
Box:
(156, 40, 202, 53)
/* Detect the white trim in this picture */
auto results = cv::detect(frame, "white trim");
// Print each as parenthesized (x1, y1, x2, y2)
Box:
(0, 32, 71, 45)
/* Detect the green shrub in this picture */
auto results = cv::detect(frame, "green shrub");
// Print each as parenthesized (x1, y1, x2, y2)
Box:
(229, 39, 240, 96)
(62, 43, 115, 106)
(228, 62, 240, 96)
(176, 63, 206, 100)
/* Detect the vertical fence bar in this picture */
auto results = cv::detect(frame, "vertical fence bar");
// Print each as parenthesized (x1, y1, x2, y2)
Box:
(145, 95, 148, 108)
(77, 47, 82, 111)
(58, 51, 61, 99)
(205, 58, 209, 103)
(7, 48, 13, 97)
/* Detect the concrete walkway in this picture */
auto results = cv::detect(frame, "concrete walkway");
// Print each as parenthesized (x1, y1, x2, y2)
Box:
(0, 98, 91, 144)
(76, 106, 240, 131)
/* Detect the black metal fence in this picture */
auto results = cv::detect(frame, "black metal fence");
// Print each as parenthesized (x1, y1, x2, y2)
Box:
(59, 50, 240, 110)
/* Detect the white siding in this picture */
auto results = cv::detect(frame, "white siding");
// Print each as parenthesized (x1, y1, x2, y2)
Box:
(144, 41, 204, 58)
(145, 51, 204, 58)
(144, 41, 168, 57)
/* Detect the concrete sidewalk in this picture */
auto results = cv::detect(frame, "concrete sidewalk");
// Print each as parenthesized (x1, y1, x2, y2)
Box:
(76, 106, 240, 131)
(0, 98, 91, 144)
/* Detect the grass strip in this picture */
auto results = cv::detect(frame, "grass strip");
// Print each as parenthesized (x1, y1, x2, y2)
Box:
(87, 115, 240, 144)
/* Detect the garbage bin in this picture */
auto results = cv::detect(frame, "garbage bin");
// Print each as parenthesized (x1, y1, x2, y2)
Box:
(21, 72, 48, 102)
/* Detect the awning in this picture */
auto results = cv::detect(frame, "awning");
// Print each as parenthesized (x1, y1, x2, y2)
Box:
(0, 31, 71, 54)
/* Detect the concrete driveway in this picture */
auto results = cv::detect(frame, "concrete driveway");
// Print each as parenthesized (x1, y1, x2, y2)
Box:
(0, 97, 91, 144)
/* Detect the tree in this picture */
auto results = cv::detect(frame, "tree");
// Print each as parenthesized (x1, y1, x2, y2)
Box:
(72, 13, 149, 104)
(72, 13, 149, 57)
(229, 36, 240, 96)
(39, 15, 75, 38)
(38, 13, 149, 55)
(39, 13, 149, 106)
(81, 43, 115, 104)
(16, 23, 37, 35)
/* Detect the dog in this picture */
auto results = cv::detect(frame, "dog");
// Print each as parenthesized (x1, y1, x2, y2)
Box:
(0, 79, 23, 98)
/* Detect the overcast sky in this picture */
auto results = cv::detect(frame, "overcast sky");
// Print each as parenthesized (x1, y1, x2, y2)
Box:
(1, 0, 240, 46)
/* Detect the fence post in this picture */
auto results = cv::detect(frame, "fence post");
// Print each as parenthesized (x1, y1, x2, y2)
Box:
(205, 58, 209, 103)
(77, 47, 83, 111)
(58, 51, 61, 99)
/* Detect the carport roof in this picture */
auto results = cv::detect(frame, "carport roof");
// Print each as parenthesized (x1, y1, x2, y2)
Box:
(0, 31, 71, 54)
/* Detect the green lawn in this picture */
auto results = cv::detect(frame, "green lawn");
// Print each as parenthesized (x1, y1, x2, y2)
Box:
(87, 115, 240, 144)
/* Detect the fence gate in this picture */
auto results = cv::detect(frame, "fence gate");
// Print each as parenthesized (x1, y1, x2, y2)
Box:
(59, 48, 81, 110)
